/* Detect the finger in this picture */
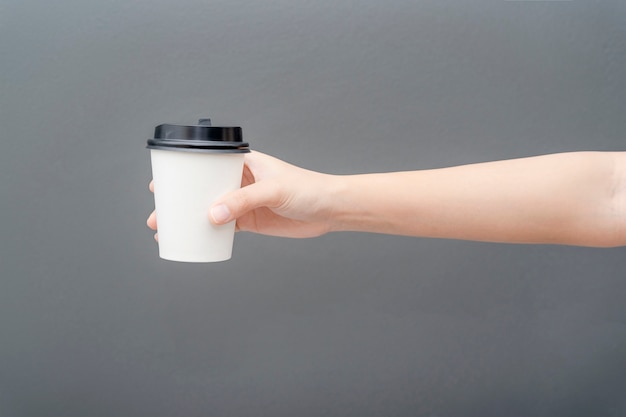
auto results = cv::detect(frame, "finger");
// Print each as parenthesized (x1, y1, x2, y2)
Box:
(243, 150, 283, 174)
(154, 233, 158, 242)
(149, 180, 154, 193)
(241, 163, 255, 187)
(209, 180, 281, 225)
(147, 211, 157, 230)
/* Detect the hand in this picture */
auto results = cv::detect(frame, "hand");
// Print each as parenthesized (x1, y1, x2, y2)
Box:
(209, 151, 339, 238)
(147, 151, 340, 239)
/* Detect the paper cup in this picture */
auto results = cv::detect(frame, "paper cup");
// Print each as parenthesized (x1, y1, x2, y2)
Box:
(147, 119, 250, 262)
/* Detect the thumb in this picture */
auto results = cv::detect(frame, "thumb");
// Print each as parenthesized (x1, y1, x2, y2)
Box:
(209, 180, 280, 225)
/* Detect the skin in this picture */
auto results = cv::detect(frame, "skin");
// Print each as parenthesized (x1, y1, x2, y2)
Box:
(147, 150, 626, 247)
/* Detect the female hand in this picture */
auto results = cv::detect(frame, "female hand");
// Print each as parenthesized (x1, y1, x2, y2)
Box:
(147, 151, 341, 239)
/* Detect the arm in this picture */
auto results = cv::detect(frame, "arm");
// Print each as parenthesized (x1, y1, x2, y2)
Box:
(331, 151, 626, 246)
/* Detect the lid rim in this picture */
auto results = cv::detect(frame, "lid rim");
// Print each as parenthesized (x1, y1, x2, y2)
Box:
(147, 144, 251, 154)
(147, 138, 249, 147)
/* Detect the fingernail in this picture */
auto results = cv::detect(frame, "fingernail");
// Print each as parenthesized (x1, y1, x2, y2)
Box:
(210, 204, 231, 224)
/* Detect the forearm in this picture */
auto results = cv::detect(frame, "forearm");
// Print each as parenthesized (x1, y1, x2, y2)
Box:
(330, 152, 626, 246)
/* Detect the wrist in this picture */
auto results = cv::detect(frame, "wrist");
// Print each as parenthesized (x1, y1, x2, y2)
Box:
(325, 174, 352, 233)
(325, 171, 426, 235)
(326, 173, 386, 234)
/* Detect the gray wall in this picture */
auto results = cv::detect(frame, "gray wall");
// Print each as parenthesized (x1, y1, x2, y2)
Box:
(2, 1, 626, 416)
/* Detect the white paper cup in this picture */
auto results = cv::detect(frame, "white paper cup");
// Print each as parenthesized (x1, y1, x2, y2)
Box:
(147, 119, 250, 262)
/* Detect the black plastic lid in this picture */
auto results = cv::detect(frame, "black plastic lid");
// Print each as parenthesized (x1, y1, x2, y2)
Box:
(147, 119, 250, 153)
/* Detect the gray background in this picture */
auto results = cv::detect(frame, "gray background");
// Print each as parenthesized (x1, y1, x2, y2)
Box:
(1, 0, 625, 416)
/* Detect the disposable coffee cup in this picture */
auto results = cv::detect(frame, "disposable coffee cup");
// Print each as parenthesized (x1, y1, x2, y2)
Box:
(147, 119, 250, 262)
